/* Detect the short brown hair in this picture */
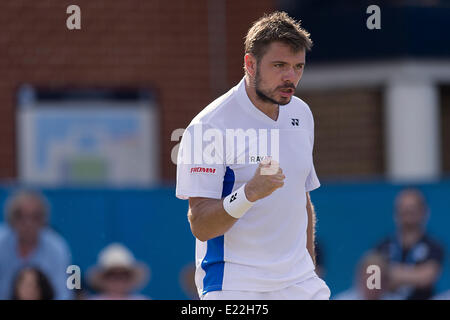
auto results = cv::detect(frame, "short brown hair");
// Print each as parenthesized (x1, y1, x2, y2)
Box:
(244, 11, 313, 62)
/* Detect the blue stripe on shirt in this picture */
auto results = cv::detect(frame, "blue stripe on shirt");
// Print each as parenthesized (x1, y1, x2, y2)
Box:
(201, 166, 235, 294)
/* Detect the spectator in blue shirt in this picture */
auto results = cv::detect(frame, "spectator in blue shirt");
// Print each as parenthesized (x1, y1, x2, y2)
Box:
(0, 190, 73, 300)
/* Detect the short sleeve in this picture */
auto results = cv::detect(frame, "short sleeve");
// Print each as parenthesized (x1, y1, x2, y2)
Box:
(305, 104, 320, 192)
(305, 162, 320, 192)
(176, 123, 226, 200)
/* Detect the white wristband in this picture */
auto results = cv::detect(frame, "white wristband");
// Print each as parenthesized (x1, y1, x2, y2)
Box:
(223, 184, 254, 219)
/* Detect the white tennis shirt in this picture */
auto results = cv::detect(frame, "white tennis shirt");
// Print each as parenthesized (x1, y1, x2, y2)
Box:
(176, 77, 320, 296)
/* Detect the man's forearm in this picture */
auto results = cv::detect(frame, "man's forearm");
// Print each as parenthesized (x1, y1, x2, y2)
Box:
(188, 197, 238, 242)
(390, 262, 441, 288)
(306, 192, 316, 266)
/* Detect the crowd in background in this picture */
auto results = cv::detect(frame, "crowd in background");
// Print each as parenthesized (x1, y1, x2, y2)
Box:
(332, 188, 446, 300)
(0, 188, 447, 300)
(0, 190, 152, 300)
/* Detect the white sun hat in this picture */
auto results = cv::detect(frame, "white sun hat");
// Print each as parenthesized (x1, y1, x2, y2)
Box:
(87, 243, 150, 291)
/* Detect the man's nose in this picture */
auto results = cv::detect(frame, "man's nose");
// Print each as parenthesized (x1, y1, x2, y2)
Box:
(282, 67, 298, 83)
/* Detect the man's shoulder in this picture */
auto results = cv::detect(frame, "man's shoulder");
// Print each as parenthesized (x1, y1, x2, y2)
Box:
(421, 234, 445, 258)
(0, 224, 14, 244)
(285, 96, 315, 133)
(374, 235, 395, 252)
(0, 225, 13, 257)
(290, 96, 312, 112)
(189, 86, 238, 129)
(288, 96, 315, 123)
(422, 234, 444, 248)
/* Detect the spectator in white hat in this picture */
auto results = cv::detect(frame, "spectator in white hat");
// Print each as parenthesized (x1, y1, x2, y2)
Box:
(87, 243, 150, 300)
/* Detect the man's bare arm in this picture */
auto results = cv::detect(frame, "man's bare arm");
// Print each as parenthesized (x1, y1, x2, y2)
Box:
(306, 192, 316, 266)
(389, 261, 441, 289)
(188, 197, 238, 242)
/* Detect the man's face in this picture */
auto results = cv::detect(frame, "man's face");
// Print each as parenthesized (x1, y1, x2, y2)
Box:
(11, 198, 45, 242)
(101, 267, 134, 296)
(253, 41, 305, 105)
(395, 192, 426, 229)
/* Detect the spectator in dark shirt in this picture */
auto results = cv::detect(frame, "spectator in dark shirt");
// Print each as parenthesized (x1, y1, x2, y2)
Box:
(374, 188, 444, 300)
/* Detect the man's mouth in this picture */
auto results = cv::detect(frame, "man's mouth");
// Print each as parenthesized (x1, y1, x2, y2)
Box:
(279, 87, 294, 97)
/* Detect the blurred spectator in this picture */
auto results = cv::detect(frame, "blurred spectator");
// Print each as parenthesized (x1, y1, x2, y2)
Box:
(10, 267, 54, 300)
(179, 262, 198, 300)
(72, 277, 89, 300)
(333, 251, 399, 300)
(373, 188, 444, 300)
(87, 243, 150, 300)
(0, 190, 72, 300)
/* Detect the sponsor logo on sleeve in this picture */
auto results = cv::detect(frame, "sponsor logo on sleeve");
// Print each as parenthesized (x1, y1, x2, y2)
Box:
(190, 167, 217, 174)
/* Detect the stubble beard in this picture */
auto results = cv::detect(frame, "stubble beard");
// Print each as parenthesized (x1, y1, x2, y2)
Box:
(254, 67, 292, 106)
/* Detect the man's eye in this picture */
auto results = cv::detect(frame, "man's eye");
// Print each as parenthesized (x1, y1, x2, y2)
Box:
(274, 64, 283, 68)
(296, 65, 304, 70)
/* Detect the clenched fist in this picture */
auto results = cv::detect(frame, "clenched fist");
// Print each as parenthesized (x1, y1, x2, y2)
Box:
(244, 157, 285, 202)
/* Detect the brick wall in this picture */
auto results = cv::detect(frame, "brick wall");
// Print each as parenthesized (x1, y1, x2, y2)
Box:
(0, 0, 274, 182)
(225, 1, 274, 87)
(298, 88, 385, 179)
(0, 1, 392, 183)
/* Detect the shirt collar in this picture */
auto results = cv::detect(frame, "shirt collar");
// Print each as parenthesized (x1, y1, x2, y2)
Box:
(235, 77, 282, 127)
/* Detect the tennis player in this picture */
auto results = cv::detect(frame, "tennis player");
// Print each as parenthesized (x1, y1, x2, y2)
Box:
(176, 11, 330, 300)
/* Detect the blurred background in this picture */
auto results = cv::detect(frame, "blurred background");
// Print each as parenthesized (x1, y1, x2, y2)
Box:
(0, 0, 449, 299)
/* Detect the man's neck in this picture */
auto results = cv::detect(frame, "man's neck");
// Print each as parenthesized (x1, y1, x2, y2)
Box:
(399, 228, 424, 249)
(18, 239, 38, 258)
(244, 76, 279, 121)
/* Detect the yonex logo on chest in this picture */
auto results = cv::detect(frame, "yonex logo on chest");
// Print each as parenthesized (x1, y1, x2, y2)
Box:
(291, 118, 300, 126)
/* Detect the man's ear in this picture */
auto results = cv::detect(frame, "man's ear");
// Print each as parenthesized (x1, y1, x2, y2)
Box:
(244, 54, 257, 77)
